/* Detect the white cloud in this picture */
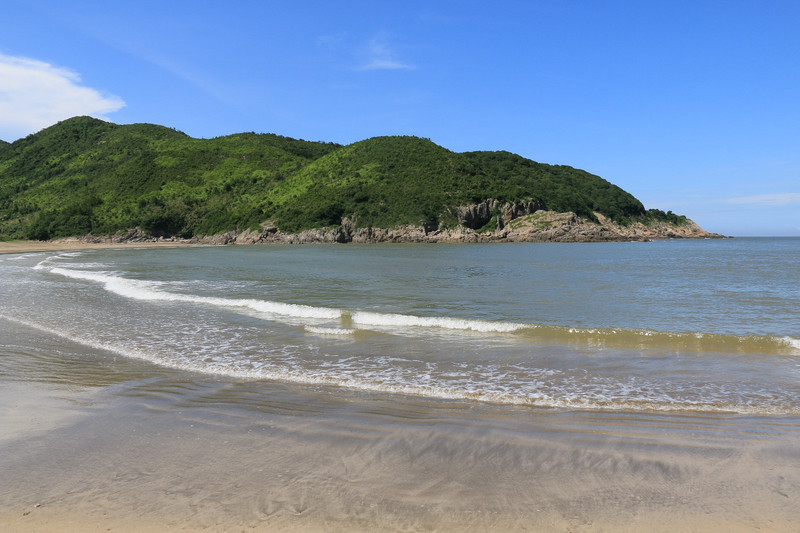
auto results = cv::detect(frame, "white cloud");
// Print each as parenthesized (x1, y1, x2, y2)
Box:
(360, 57, 414, 71)
(724, 193, 800, 207)
(356, 34, 414, 71)
(0, 53, 125, 141)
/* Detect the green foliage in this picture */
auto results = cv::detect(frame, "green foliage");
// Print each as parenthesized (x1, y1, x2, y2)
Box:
(0, 117, 339, 239)
(644, 208, 689, 226)
(0, 116, 679, 240)
(267, 138, 647, 231)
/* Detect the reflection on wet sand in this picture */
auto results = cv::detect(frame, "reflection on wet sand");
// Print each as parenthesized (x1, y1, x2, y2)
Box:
(2, 322, 798, 532)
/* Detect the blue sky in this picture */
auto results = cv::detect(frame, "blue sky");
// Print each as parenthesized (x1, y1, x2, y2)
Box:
(1, 1, 798, 236)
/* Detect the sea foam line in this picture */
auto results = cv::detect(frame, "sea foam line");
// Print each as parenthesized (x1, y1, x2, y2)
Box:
(0, 314, 174, 368)
(2, 313, 796, 416)
(48, 267, 341, 320)
(781, 336, 800, 351)
(305, 326, 356, 336)
(40, 266, 800, 352)
(350, 311, 527, 333)
(45, 266, 527, 333)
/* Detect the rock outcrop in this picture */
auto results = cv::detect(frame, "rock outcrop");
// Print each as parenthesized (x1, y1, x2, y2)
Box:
(455, 199, 546, 230)
(54, 203, 723, 246)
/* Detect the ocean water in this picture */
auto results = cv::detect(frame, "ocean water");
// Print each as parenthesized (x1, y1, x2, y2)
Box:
(1, 238, 799, 415)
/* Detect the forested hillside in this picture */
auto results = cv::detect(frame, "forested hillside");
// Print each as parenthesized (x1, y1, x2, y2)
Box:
(0, 116, 684, 240)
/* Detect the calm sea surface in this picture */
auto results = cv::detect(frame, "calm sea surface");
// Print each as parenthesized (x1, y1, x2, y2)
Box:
(2, 238, 798, 415)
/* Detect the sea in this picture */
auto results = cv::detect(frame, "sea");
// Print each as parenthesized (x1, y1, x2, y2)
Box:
(2, 237, 799, 416)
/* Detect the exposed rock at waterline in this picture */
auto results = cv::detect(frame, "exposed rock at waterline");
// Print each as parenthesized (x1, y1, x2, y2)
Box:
(55, 208, 723, 247)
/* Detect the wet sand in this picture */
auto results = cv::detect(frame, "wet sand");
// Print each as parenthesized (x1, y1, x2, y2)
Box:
(1, 319, 798, 532)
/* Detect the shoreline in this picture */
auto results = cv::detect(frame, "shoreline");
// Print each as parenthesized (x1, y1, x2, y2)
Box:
(3, 366, 798, 532)
(2, 318, 798, 532)
(0, 240, 199, 255)
(0, 210, 725, 252)
(0, 219, 723, 256)
(0, 234, 724, 258)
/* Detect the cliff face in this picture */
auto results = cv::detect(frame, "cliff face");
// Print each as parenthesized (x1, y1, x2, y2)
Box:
(455, 199, 546, 230)
(212, 201, 721, 244)
(59, 205, 721, 246)
(249, 212, 718, 244)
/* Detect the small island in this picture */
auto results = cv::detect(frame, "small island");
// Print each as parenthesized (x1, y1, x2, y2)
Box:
(0, 116, 720, 244)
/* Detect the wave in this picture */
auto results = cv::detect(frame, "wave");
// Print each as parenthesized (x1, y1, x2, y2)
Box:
(511, 324, 800, 356)
(41, 265, 800, 356)
(3, 312, 796, 416)
(781, 336, 800, 351)
(305, 326, 356, 336)
(48, 267, 341, 320)
(350, 311, 526, 333)
(1, 313, 178, 370)
(343, 312, 800, 355)
(2, 253, 54, 262)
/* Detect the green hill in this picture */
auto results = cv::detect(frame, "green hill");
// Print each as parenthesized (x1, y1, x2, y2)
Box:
(0, 116, 682, 240)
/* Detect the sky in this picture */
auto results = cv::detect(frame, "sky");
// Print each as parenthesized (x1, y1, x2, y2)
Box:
(1, 0, 799, 236)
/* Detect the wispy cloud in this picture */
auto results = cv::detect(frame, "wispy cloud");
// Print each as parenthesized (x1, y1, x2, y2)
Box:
(355, 33, 415, 71)
(724, 193, 800, 207)
(0, 53, 125, 141)
(317, 33, 348, 49)
(316, 31, 415, 72)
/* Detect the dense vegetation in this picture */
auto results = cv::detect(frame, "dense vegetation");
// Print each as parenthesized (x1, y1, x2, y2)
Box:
(0, 116, 681, 240)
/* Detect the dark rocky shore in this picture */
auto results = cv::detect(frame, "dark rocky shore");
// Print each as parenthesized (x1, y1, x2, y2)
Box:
(55, 201, 724, 246)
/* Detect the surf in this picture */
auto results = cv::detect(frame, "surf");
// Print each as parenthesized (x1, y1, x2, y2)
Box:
(47, 266, 342, 320)
(41, 263, 800, 356)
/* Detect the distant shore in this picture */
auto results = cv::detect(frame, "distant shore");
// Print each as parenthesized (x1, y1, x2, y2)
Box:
(0, 240, 195, 255)
(0, 209, 724, 254)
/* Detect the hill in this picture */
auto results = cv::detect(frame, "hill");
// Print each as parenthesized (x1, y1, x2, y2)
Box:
(0, 116, 697, 241)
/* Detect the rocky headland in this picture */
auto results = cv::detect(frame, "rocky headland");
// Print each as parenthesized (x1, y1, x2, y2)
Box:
(55, 200, 723, 246)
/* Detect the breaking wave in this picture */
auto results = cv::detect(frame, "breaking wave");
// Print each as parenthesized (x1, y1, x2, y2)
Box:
(48, 267, 341, 320)
(2, 313, 797, 416)
(42, 264, 800, 356)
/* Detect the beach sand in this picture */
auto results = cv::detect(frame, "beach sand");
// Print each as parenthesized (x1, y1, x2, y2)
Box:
(0, 240, 196, 255)
(1, 241, 798, 532)
(2, 320, 798, 532)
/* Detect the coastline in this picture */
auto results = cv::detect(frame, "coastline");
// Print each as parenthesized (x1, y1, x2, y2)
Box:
(2, 244, 797, 532)
(0, 239, 197, 255)
(0, 210, 724, 253)
(2, 341, 797, 533)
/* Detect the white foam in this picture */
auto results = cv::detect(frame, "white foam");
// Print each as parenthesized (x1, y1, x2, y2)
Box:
(4, 253, 42, 261)
(350, 311, 526, 333)
(4, 312, 797, 416)
(780, 336, 800, 353)
(0, 314, 170, 367)
(32, 251, 86, 269)
(44, 266, 527, 333)
(47, 267, 341, 320)
(305, 326, 356, 336)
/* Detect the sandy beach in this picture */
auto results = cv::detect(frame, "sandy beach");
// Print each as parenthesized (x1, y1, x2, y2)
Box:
(0, 240, 198, 255)
(2, 240, 799, 532)
(2, 318, 798, 532)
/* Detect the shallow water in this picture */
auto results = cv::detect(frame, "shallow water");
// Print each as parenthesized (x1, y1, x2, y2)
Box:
(2, 240, 800, 530)
(2, 239, 799, 414)
(2, 318, 799, 532)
